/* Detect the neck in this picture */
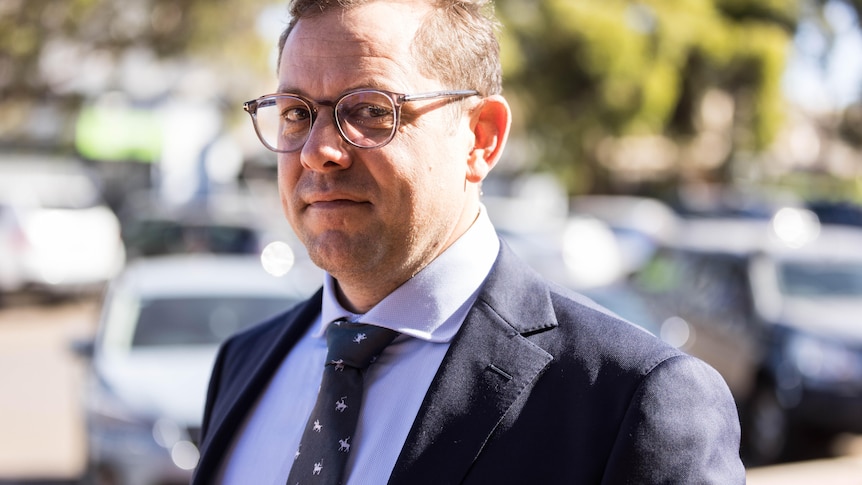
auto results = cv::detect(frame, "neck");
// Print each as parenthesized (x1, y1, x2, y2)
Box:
(334, 205, 483, 314)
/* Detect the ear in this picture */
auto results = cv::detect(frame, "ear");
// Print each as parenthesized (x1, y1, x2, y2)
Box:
(466, 95, 511, 183)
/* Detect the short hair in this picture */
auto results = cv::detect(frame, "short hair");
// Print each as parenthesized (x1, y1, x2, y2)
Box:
(277, 0, 502, 96)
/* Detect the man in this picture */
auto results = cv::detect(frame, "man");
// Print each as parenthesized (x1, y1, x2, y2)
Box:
(193, 0, 745, 483)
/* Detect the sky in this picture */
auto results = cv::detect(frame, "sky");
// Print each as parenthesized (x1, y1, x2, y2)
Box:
(782, 0, 862, 112)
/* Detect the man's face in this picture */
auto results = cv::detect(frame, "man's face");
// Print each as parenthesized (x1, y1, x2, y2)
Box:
(277, 1, 481, 301)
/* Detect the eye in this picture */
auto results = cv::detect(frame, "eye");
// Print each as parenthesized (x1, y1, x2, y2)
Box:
(341, 102, 394, 128)
(346, 101, 391, 119)
(358, 104, 391, 119)
(277, 100, 312, 135)
(282, 106, 311, 123)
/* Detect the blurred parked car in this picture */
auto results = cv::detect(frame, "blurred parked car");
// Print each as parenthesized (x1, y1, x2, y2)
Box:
(570, 195, 679, 275)
(634, 211, 862, 465)
(0, 155, 125, 299)
(75, 254, 321, 485)
(806, 200, 862, 228)
(116, 191, 278, 260)
(499, 214, 633, 290)
(577, 283, 665, 337)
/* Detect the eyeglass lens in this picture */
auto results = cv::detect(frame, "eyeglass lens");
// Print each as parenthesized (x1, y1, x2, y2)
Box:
(254, 91, 398, 152)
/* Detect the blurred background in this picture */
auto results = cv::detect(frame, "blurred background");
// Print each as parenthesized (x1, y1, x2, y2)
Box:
(1, 0, 862, 484)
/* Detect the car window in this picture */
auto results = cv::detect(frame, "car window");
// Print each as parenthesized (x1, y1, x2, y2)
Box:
(122, 220, 260, 258)
(779, 262, 862, 297)
(100, 289, 141, 353)
(688, 256, 752, 328)
(132, 296, 294, 346)
(636, 250, 753, 329)
(633, 250, 681, 295)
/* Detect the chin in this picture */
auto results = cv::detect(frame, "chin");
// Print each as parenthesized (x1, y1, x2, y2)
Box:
(307, 236, 378, 273)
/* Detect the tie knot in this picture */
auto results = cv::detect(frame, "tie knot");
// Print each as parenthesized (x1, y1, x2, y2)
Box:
(325, 322, 398, 370)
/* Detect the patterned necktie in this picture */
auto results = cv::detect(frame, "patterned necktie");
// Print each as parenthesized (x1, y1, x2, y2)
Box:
(287, 321, 398, 485)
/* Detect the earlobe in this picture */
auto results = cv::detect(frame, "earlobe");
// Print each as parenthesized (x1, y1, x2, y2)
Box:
(465, 95, 511, 183)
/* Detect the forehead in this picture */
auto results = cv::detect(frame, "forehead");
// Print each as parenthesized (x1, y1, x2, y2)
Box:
(279, 2, 433, 94)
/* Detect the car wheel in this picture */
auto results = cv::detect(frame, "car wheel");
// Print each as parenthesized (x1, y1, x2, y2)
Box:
(785, 424, 838, 462)
(743, 385, 789, 466)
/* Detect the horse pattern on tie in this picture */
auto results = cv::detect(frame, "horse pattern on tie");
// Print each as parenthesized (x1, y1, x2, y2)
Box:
(287, 322, 398, 485)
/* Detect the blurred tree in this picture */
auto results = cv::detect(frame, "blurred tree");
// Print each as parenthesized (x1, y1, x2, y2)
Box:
(496, 0, 800, 195)
(0, 0, 277, 151)
(0, 0, 857, 199)
(841, 0, 862, 17)
(840, 102, 862, 147)
(805, 0, 862, 150)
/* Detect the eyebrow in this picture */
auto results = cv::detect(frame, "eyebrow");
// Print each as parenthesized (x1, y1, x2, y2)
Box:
(275, 85, 305, 96)
(275, 81, 404, 99)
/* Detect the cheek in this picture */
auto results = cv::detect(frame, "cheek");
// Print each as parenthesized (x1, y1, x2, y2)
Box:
(424, 146, 470, 194)
(406, 159, 467, 225)
(277, 153, 303, 182)
(399, 125, 470, 185)
(277, 157, 301, 211)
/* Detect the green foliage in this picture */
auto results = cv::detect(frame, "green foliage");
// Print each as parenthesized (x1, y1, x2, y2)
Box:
(715, 0, 800, 30)
(1, 0, 854, 193)
(496, 0, 798, 194)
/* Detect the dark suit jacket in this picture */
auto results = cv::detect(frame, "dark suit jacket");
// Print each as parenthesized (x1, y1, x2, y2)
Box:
(193, 242, 745, 484)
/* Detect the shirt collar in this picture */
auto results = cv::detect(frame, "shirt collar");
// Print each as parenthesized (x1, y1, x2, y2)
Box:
(319, 206, 499, 342)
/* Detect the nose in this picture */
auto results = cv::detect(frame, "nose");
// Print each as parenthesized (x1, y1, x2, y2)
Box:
(300, 107, 351, 171)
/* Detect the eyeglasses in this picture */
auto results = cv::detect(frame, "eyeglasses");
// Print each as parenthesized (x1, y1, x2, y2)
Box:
(243, 89, 478, 153)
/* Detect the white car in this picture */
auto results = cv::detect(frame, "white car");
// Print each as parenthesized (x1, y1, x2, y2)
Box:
(0, 155, 125, 297)
(77, 253, 321, 485)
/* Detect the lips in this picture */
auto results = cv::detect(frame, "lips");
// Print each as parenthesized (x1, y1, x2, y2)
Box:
(309, 198, 366, 210)
(306, 189, 366, 203)
(301, 191, 372, 214)
(292, 173, 375, 213)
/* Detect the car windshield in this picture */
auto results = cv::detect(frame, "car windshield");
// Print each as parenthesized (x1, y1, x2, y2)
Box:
(778, 262, 862, 297)
(132, 296, 292, 346)
(122, 220, 259, 258)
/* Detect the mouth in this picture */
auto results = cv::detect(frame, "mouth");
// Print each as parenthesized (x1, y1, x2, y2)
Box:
(309, 199, 366, 210)
(293, 173, 373, 213)
(304, 193, 370, 211)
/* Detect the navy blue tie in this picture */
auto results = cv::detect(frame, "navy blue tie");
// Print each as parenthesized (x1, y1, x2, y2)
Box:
(287, 321, 398, 485)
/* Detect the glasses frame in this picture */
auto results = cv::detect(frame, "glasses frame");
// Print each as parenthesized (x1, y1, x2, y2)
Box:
(243, 88, 479, 153)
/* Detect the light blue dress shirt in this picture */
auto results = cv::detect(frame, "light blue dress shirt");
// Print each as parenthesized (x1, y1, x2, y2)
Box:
(217, 208, 500, 484)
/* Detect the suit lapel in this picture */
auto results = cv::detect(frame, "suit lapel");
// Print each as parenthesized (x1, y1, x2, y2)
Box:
(389, 243, 556, 485)
(195, 291, 323, 481)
